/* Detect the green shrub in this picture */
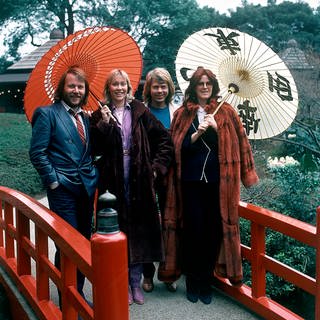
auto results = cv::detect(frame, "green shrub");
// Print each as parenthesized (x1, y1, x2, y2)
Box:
(0, 113, 44, 196)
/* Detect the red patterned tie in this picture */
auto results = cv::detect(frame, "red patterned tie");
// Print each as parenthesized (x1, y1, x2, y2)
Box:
(71, 111, 86, 144)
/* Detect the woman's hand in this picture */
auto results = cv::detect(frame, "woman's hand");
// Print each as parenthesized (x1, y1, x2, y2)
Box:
(100, 105, 113, 122)
(204, 114, 218, 130)
(191, 114, 217, 143)
(197, 120, 209, 134)
(191, 120, 208, 143)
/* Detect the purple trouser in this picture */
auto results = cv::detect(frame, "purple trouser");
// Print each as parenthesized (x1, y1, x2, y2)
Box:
(129, 263, 143, 288)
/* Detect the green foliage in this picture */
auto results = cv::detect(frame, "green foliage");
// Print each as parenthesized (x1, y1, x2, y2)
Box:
(266, 230, 315, 276)
(263, 162, 318, 223)
(0, 113, 44, 196)
(229, 2, 320, 52)
(284, 121, 320, 163)
(1, 0, 320, 74)
(266, 272, 295, 297)
(142, 5, 226, 78)
(0, 56, 12, 73)
(0, 0, 33, 23)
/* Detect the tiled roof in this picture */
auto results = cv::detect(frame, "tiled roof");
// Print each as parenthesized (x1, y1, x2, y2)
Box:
(7, 29, 64, 71)
(279, 39, 314, 70)
(7, 39, 62, 71)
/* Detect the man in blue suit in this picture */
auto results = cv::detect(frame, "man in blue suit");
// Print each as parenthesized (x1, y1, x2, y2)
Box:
(29, 66, 98, 299)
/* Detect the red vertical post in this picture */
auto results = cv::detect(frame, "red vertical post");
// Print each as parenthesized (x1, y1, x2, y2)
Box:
(91, 191, 128, 320)
(4, 202, 14, 258)
(315, 207, 320, 320)
(251, 222, 266, 298)
(16, 210, 31, 276)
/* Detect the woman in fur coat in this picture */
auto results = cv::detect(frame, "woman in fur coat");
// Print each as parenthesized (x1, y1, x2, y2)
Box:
(90, 69, 173, 306)
(159, 66, 259, 305)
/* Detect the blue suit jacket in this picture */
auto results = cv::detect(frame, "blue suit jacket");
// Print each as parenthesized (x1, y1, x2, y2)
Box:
(29, 102, 98, 197)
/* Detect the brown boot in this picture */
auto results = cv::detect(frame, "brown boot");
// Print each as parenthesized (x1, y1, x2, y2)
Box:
(142, 277, 154, 292)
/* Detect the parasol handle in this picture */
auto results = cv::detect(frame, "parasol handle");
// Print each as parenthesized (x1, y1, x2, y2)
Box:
(212, 83, 239, 116)
(89, 89, 117, 122)
(98, 102, 117, 122)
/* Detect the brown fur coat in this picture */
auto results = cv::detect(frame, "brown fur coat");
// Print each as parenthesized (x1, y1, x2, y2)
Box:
(158, 99, 259, 284)
(90, 100, 174, 264)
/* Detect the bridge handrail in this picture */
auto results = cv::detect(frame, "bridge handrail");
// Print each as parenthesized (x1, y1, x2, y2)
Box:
(0, 186, 94, 319)
(213, 200, 319, 320)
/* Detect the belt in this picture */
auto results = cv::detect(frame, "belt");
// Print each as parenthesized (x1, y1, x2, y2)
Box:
(123, 149, 130, 156)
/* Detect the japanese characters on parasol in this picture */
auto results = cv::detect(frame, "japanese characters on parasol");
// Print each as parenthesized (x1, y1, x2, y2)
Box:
(24, 26, 143, 122)
(175, 27, 299, 140)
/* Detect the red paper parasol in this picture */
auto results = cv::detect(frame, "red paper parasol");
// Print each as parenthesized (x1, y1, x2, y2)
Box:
(24, 26, 143, 122)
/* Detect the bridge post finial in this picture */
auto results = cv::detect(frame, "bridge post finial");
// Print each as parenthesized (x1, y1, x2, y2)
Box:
(91, 190, 129, 319)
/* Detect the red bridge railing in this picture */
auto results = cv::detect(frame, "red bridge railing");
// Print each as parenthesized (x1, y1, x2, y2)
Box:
(214, 201, 319, 320)
(0, 185, 319, 319)
(0, 186, 128, 320)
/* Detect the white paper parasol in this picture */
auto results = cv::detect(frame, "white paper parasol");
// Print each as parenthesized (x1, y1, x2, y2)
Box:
(175, 27, 299, 139)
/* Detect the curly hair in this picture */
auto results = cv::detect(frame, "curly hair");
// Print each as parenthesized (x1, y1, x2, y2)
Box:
(183, 66, 220, 107)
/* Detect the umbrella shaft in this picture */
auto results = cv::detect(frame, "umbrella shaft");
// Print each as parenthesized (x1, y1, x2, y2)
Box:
(213, 92, 231, 116)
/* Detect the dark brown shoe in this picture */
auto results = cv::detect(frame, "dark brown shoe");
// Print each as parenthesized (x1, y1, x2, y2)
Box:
(142, 277, 154, 292)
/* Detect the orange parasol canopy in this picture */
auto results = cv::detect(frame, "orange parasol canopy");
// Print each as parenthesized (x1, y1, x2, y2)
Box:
(24, 26, 143, 122)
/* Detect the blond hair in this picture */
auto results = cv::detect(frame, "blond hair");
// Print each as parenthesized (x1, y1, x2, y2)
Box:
(103, 69, 134, 104)
(143, 67, 175, 105)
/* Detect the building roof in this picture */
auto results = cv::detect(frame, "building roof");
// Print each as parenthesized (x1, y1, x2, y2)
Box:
(279, 39, 314, 70)
(0, 73, 29, 83)
(8, 29, 63, 71)
(0, 29, 64, 84)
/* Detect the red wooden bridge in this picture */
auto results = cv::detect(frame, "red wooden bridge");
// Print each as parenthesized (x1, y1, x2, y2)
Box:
(0, 185, 319, 319)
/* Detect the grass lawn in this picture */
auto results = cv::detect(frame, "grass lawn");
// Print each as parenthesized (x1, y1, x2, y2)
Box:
(0, 113, 44, 197)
